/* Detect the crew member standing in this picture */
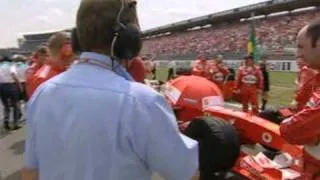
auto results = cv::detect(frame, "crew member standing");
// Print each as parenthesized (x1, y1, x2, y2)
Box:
(235, 55, 263, 114)
(260, 61, 270, 111)
(0, 57, 21, 130)
(191, 54, 210, 78)
(209, 55, 229, 90)
(280, 20, 320, 179)
(167, 59, 176, 81)
(27, 32, 74, 98)
(25, 46, 49, 98)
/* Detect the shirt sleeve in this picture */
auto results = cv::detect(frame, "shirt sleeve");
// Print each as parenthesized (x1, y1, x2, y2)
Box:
(127, 94, 199, 180)
(10, 64, 18, 75)
(280, 94, 320, 145)
(24, 91, 41, 169)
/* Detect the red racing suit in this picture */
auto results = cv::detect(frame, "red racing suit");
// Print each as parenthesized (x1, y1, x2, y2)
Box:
(208, 63, 229, 90)
(191, 60, 210, 78)
(295, 66, 320, 112)
(280, 90, 320, 179)
(25, 56, 44, 97)
(235, 65, 263, 114)
(27, 62, 67, 98)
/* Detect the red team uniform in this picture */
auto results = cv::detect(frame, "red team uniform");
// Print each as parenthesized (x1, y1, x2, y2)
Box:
(127, 56, 146, 83)
(27, 62, 67, 98)
(191, 59, 210, 78)
(235, 65, 263, 114)
(208, 62, 229, 90)
(295, 66, 320, 111)
(281, 89, 320, 179)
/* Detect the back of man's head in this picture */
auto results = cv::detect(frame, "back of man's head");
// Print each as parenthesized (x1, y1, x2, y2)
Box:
(306, 19, 320, 48)
(76, 0, 140, 55)
(48, 32, 71, 57)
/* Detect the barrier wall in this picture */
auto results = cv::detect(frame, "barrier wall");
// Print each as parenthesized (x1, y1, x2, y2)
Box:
(156, 60, 298, 72)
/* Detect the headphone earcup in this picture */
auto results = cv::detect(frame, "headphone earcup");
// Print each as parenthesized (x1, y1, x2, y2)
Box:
(113, 24, 142, 60)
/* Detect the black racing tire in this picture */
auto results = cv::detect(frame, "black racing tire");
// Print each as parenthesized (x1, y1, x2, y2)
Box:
(184, 117, 241, 178)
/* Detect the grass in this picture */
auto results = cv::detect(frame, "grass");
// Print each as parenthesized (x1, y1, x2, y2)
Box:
(268, 72, 297, 107)
(153, 68, 297, 107)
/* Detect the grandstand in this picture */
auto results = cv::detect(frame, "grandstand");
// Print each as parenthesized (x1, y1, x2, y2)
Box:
(141, 0, 320, 60)
(16, 0, 320, 59)
(18, 29, 72, 54)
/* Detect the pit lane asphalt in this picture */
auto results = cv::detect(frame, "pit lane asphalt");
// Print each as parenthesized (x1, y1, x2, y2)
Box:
(0, 102, 242, 180)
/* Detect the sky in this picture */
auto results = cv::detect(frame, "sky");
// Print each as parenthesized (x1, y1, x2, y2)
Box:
(0, 0, 266, 48)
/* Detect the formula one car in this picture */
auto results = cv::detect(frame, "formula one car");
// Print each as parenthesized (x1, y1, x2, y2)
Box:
(148, 75, 303, 180)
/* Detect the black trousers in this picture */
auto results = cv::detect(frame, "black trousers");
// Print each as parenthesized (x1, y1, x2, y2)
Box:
(0, 83, 21, 124)
(167, 68, 174, 81)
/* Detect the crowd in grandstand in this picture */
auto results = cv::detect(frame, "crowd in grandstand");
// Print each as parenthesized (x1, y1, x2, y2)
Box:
(142, 9, 320, 58)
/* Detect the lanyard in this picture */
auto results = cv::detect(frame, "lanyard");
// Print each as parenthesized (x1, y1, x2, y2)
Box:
(75, 58, 134, 81)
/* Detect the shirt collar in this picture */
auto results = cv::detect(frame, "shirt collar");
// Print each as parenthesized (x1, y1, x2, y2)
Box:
(80, 52, 113, 64)
(78, 52, 134, 82)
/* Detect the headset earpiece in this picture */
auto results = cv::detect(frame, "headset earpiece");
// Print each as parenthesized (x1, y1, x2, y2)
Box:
(71, 28, 82, 54)
(111, 0, 142, 60)
(113, 23, 142, 60)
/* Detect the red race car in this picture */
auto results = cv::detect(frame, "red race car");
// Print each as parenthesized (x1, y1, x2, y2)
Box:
(152, 75, 303, 179)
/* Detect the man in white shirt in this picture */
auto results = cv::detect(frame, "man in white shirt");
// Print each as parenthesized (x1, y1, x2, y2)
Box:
(167, 59, 176, 80)
(0, 57, 21, 130)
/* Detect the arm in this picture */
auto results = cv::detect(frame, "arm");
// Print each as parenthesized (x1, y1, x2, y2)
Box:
(127, 94, 198, 180)
(280, 95, 320, 145)
(257, 69, 264, 90)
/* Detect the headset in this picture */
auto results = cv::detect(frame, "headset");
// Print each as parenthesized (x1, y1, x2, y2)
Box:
(73, 0, 142, 60)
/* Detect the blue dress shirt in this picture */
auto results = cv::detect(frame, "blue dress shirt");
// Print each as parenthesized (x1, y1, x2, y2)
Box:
(25, 52, 198, 180)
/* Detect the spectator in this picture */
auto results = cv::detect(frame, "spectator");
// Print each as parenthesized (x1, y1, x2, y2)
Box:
(141, 10, 320, 58)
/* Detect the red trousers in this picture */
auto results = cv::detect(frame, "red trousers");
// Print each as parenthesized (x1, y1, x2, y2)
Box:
(240, 85, 259, 114)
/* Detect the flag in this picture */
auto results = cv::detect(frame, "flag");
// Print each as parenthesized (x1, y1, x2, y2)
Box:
(247, 21, 260, 63)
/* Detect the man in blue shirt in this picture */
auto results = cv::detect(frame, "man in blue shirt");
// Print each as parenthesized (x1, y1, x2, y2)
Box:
(22, 0, 198, 180)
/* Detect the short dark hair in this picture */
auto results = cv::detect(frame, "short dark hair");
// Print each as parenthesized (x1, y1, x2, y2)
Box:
(306, 20, 320, 48)
(76, 0, 139, 52)
(36, 45, 49, 55)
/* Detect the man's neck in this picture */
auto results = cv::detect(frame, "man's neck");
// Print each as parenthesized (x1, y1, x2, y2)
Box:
(90, 48, 111, 57)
